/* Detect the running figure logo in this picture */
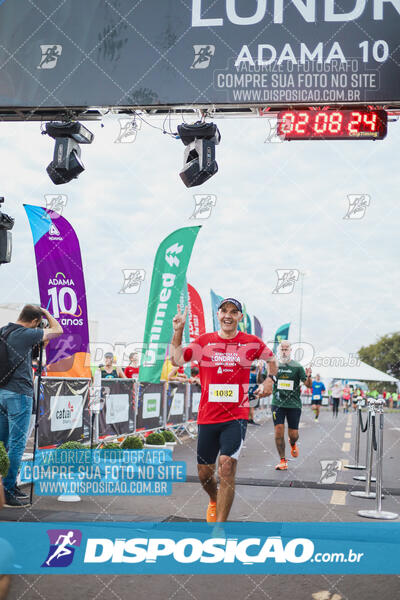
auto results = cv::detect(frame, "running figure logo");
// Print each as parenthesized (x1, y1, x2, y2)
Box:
(272, 270, 299, 294)
(264, 119, 285, 144)
(119, 269, 146, 294)
(37, 45, 62, 69)
(343, 194, 370, 219)
(45, 194, 68, 217)
(190, 194, 217, 219)
(115, 118, 142, 143)
(42, 529, 82, 568)
(191, 45, 215, 69)
(319, 460, 342, 484)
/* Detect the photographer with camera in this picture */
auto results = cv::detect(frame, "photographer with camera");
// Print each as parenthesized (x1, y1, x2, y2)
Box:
(0, 305, 63, 507)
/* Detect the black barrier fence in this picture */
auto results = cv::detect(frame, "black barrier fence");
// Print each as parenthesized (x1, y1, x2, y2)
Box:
(36, 378, 268, 447)
(166, 383, 187, 427)
(98, 379, 135, 438)
(188, 384, 201, 423)
(38, 377, 91, 448)
(136, 381, 166, 432)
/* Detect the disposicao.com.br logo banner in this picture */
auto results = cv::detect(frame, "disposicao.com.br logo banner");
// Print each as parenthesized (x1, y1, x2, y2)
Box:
(0, 522, 399, 575)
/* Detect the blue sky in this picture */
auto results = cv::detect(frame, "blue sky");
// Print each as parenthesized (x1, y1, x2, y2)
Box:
(1, 113, 399, 359)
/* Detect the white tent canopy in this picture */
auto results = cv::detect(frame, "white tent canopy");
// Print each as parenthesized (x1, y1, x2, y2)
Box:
(310, 347, 398, 383)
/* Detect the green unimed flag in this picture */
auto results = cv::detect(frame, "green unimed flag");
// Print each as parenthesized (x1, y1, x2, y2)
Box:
(238, 303, 249, 333)
(139, 226, 201, 383)
(273, 323, 290, 355)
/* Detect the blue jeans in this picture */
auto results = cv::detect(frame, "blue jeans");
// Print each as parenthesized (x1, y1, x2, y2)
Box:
(0, 389, 33, 491)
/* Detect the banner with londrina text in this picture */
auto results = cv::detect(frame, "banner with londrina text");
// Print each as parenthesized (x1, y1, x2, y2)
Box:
(139, 226, 201, 383)
(24, 204, 91, 378)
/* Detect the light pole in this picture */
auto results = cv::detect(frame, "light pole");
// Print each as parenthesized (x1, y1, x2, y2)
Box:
(298, 271, 306, 347)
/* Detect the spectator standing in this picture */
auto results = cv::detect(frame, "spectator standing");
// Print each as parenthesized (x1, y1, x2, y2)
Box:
(100, 352, 126, 379)
(124, 351, 140, 379)
(0, 305, 62, 507)
(330, 380, 342, 418)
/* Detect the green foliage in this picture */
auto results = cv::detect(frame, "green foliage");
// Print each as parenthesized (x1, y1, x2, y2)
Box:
(0, 441, 10, 478)
(358, 333, 400, 393)
(145, 432, 165, 446)
(101, 442, 121, 450)
(121, 436, 144, 450)
(160, 430, 175, 443)
(58, 441, 85, 450)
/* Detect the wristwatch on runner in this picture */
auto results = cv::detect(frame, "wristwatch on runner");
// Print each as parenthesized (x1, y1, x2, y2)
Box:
(268, 374, 277, 384)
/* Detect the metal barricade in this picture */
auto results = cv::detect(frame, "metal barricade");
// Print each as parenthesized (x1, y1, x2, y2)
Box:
(344, 399, 366, 470)
(351, 399, 379, 500)
(358, 400, 398, 520)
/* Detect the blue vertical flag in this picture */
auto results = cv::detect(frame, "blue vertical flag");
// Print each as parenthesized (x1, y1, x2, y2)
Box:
(210, 289, 224, 331)
(254, 316, 263, 339)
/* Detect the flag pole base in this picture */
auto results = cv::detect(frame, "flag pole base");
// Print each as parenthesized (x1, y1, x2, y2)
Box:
(57, 495, 81, 502)
(358, 509, 398, 520)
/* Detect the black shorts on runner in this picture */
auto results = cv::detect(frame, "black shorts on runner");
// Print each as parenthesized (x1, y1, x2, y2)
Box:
(197, 419, 247, 465)
(271, 406, 302, 430)
(312, 399, 322, 406)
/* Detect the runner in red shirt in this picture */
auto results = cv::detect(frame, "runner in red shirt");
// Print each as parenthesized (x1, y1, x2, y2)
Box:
(124, 352, 140, 379)
(171, 298, 277, 523)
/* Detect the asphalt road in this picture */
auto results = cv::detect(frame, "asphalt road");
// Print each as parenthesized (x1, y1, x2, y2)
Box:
(2, 407, 400, 599)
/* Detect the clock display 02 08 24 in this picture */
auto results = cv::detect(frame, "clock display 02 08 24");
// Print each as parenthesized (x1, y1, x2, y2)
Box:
(276, 109, 388, 140)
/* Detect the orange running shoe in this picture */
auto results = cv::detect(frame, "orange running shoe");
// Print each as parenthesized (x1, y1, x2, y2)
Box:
(206, 501, 217, 523)
(290, 442, 299, 458)
(275, 458, 288, 470)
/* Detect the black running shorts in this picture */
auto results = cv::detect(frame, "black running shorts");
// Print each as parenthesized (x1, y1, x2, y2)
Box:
(271, 406, 301, 430)
(197, 419, 247, 465)
(312, 398, 322, 406)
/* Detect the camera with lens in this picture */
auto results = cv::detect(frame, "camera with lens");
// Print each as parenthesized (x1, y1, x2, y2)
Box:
(0, 197, 15, 265)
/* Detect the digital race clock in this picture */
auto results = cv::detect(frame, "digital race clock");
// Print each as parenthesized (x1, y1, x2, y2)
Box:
(277, 109, 387, 141)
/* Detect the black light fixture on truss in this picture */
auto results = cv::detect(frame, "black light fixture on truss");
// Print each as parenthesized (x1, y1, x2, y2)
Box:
(177, 121, 221, 188)
(0, 197, 14, 265)
(44, 121, 94, 185)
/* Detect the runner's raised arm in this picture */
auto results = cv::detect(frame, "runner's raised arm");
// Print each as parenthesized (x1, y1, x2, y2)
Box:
(170, 304, 188, 367)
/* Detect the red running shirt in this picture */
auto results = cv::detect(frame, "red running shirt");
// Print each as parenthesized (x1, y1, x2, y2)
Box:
(124, 366, 140, 378)
(183, 331, 273, 424)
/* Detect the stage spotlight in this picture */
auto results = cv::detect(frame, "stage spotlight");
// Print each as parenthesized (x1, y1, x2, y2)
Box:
(0, 197, 14, 265)
(177, 121, 221, 188)
(44, 121, 94, 185)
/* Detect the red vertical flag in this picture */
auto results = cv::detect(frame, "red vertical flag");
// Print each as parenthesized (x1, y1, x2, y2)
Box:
(187, 283, 206, 342)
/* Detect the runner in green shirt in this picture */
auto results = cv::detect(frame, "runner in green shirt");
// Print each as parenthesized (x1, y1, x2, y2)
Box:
(271, 341, 312, 470)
